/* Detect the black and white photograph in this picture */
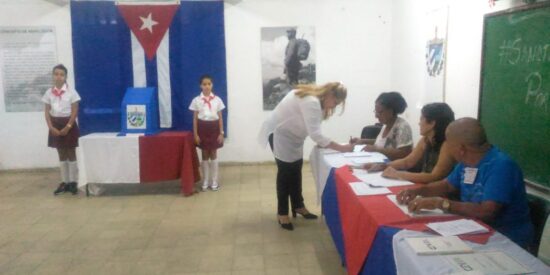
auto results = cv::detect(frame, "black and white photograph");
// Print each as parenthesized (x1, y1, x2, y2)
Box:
(261, 26, 315, 110)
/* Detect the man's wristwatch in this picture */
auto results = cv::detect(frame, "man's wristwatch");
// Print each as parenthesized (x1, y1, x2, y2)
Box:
(441, 199, 451, 213)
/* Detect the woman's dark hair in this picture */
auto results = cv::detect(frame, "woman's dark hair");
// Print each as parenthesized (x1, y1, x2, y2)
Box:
(52, 64, 68, 76)
(421, 102, 455, 149)
(376, 91, 407, 115)
(199, 74, 213, 84)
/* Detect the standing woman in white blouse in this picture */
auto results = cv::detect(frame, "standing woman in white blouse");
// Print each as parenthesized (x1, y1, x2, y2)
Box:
(42, 64, 81, 196)
(259, 82, 353, 230)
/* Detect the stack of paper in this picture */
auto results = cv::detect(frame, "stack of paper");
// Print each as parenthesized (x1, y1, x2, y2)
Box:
(349, 182, 391, 196)
(444, 251, 533, 275)
(343, 152, 372, 158)
(353, 145, 366, 152)
(353, 171, 414, 187)
(387, 195, 454, 217)
(351, 153, 388, 165)
(427, 219, 489, 236)
(405, 236, 473, 255)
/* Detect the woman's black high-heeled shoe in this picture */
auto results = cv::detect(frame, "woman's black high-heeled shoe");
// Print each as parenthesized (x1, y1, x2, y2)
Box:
(278, 220, 294, 231)
(292, 209, 318, 219)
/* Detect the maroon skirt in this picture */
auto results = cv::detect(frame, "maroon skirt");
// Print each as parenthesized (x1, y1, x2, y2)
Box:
(197, 119, 223, 150)
(48, 117, 80, 148)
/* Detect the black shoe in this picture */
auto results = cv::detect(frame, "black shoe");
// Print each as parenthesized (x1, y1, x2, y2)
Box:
(278, 220, 294, 231)
(54, 183, 66, 195)
(67, 182, 78, 195)
(292, 209, 318, 219)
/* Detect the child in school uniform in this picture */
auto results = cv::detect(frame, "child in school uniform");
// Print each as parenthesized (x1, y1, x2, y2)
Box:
(42, 64, 81, 195)
(189, 75, 225, 191)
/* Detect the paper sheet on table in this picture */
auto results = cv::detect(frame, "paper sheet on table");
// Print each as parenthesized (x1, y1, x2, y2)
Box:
(352, 170, 414, 187)
(350, 152, 388, 165)
(387, 195, 454, 217)
(353, 145, 366, 152)
(349, 182, 391, 196)
(427, 219, 489, 237)
(445, 251, 534, 275)
(343, 151, 372, 158)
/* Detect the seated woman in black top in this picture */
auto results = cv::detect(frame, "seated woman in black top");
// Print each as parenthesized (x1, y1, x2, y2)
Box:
(365, 102, 456, 183)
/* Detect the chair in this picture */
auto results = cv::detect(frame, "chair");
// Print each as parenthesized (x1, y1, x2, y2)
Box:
(538, 215, 550, 265)
(527, 194, 550, 256)
(360, 123, 383, 139)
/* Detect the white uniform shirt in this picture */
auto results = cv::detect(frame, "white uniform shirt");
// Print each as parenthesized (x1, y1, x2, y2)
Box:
(258, 90, 332, 162)
(41, 84, 81, 117)
(188, 93, 225, 121)
(374, 117, 413, 149)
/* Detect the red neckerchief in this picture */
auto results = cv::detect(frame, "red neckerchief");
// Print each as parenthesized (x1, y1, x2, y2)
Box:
(201, 93, 215, 110)
(52, 84, 66, 99)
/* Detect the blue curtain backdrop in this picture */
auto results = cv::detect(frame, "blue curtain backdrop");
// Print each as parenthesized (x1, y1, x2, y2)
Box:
(71, 0, 227, 135)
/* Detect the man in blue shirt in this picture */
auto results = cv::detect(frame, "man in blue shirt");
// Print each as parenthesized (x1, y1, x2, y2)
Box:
(397, 117, 533, 247)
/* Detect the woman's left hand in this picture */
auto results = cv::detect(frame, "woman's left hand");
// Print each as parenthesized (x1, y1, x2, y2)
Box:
(217, 134, 224, 144)
(382, 166, 400, 179)
(59, 127, 70, 136)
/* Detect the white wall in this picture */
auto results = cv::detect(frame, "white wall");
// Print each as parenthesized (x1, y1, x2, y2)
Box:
(0, 0, 74, 169)
(391, 0, 529, 128)
(221, 0, 393, 162)
(0, 0, 393, 169)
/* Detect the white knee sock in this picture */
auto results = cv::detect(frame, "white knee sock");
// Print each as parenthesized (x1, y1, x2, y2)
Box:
(201, 160, 210, 187)
(59, 161, 69, 183)
(68, 161, 78, 183)
(210, 160, 219, 187)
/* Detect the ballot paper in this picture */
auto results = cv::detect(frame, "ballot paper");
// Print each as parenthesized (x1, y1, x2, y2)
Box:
(445, 251, 534, 275)
(405, 236, 473, 255)
(387, 195, 454, 217)
(427, 219, 489, 237)
(343, 152, 372, 158)
(353, 170, 414, 187)
(349, 182, 391, 196)
(351, 153, 388, 165)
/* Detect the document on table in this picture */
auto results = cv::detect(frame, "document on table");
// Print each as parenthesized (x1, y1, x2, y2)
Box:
(353, 170, 414, 187)
(349, 182, 391, 196)
(387, 195, 454, 217)
(427, 219, 489, 237)
(343, 151, 372, 158)
(405, 236, 473, 255)
(353, 145, 366, 152)
(445, 251, 534, 275)
(351, 152, 388, 165)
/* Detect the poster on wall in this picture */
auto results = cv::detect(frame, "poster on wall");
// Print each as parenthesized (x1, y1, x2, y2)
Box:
(261, 26, 316, 110)
(423, 6, 448, 104)
(0, 26, 58, 112)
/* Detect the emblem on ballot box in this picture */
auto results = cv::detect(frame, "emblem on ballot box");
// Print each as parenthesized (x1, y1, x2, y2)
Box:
(120, 87, 159, 136)
(126, 105, 146, 129)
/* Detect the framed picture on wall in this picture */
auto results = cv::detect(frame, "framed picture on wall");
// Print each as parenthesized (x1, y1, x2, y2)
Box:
(423, 5, 448, 103)
(261, 26, 316, 110)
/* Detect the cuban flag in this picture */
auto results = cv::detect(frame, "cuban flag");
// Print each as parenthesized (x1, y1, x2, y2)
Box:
(71, 0, 227, 135)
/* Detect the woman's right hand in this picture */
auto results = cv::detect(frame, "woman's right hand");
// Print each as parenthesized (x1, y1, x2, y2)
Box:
(50, 127, 61, 137)
(339, 143, 354, 152)
(194, 135, 200, 145)
(363, 163, 386, 172)
(349, 137, 361, 144)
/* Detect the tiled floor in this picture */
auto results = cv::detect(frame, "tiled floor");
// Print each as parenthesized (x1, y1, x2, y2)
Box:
(0, 164, 347, 275)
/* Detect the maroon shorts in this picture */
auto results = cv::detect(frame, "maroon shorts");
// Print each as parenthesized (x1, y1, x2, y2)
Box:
(48, 117, 79, 148)
(197, 119, 223, 150)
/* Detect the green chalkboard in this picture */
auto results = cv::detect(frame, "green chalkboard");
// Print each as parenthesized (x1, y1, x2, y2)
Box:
(479, 2, 550, 189)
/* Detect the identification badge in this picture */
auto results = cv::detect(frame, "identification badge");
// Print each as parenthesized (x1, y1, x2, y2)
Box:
(463, 168, 478, 184)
